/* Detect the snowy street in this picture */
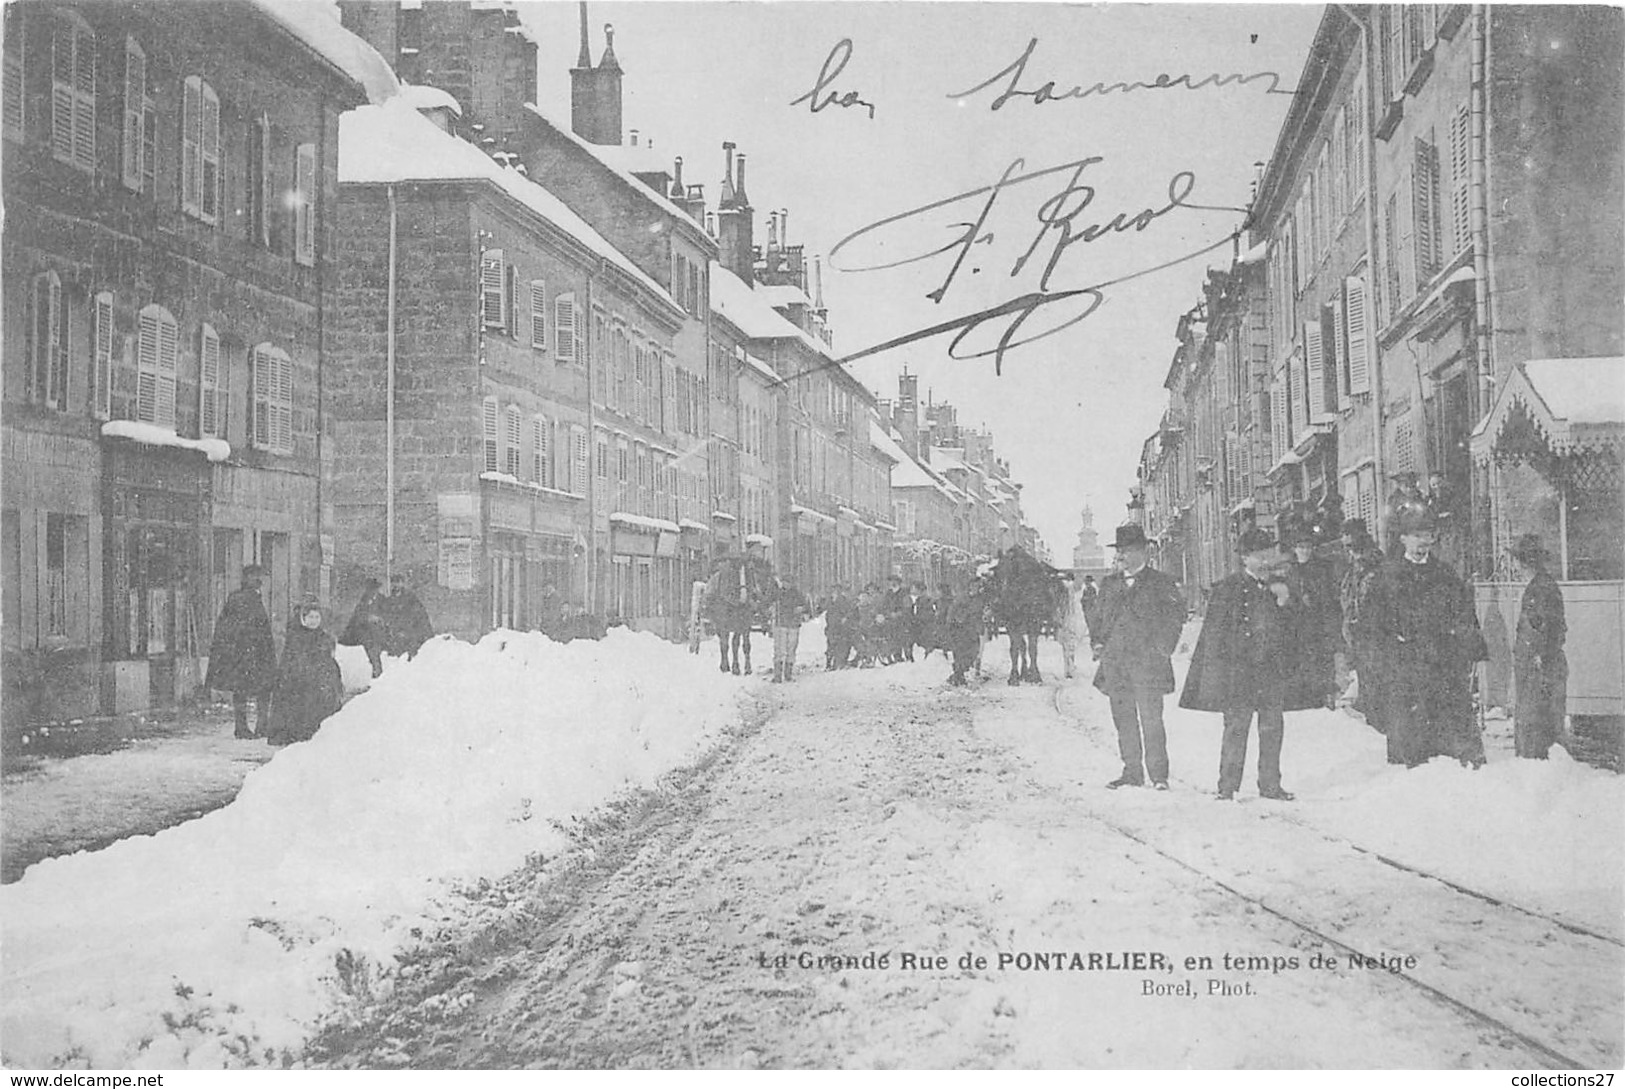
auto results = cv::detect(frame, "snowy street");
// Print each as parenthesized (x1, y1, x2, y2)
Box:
(3, 622, 1620, 1069)
(307, 627, 1621, 1070)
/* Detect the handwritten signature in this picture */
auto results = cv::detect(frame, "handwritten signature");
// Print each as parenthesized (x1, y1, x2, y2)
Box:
(790, 39, 877, 120)
(948, 37, 1289, 110)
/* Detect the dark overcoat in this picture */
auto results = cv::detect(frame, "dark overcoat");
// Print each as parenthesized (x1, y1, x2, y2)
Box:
(266, 624, 343, 745)
(205, 587, 277, 693)
(379, 591, 433, 656)
(1284, 552, 1341, 705)
(1513, 569, 1567, 751)
(1180, 572, 1319, 713)
(1362, 556, 1488, 764)
(1091, 566, 1185, 695)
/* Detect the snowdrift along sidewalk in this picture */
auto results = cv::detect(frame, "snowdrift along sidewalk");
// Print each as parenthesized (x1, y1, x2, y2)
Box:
(2, 628, 753, 1069)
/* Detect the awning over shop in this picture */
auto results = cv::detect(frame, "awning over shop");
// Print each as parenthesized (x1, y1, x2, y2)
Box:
(1471, 357, 1625, 464)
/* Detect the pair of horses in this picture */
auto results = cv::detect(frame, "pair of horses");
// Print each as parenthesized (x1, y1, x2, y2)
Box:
(704, 556, 774, 674)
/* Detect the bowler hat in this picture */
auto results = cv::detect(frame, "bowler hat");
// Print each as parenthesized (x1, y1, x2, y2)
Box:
(1395, 504, 1438, 534)
(1510, 533, 1551, 565)
(1111, 524, 1150, 549)
(241, 564, 266, 579)
(1236, 526, 1278, 555)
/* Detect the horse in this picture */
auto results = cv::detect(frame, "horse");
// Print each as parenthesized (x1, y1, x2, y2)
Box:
(705, 556, 771, 675)
(988, 546, 1065, 685)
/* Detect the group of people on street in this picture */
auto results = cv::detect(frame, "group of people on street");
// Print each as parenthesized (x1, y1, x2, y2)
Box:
(205, 567, 434, 746)
(1086, 492, 1567, 802)
(823, 576, 944, 671)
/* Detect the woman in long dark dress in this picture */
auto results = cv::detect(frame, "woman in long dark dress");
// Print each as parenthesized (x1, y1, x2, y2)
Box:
(266, 597, 344, 746)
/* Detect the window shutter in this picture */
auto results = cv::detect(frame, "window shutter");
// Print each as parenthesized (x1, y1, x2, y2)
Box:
(572, 427, 589, 493)
(251, 344, 268, 444)
(199, 324, 221, 437)
(482, 397, 499, 473)
(156, 312, 178, 429)
(504, 406, 522, 475)
(51, 20, 76, 162)
(1348, 65, 1367, 206)
(3, 13, 23, 138)
(1411, 140, 1440, 284)
(505, 263, 522, 338)
(480, 250, 504, 328)
(71, 24, 93, 170)
(252, 117, 270, 247)
(93, 292, 114, 419)
(122, 41, 145, 190)
(1345, 277, 1370, 394)
(1305, 322, 1326, 420)
(529, 279, 546, 349)
(1449, 102, 1471, 259)
(200, 84, 221, 222)
(1271, 378, 1286, 465)
(532, 415, 549, 486)
(294, 143, 316, 265)
(555, 292, 577, 362)
(182, 78, 201, 213)
(46, 275, 67, 409)
(277, 354, 294, 451)
(1383, 191, 1403, 319)
(137, 308, 158, 423)
(1332, 295, 1348, 399)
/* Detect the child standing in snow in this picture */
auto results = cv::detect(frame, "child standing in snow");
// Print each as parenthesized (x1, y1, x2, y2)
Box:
(266, 597, 344, 747)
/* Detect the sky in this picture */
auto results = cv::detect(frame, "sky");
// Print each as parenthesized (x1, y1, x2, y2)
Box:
(519, 1, 1326, 556)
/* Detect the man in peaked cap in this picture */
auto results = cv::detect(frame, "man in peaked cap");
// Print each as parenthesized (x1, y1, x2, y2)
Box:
(1361, 503, 1488, 767)
(1092, 524, 1185, 790)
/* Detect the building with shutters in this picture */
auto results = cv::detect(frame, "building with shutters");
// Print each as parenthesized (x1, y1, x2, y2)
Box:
(329, 95, 686, 641)
(1, 0, 387, 724)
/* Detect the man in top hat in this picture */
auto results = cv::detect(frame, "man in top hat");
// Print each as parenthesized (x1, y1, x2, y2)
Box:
(378, 572, 433, 659)
(1361, 504, 1488, 767)
(205, 564, 278, 739)
(1092, 524, 1186, 789)
(1511, 533, 1568, 759)
(1180, 527, 1315, 800)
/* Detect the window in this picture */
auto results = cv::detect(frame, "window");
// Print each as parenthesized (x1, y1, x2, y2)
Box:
(555, 292, 577, 362)
(1382, 193, 1402, 322)
(1447, 101, 1471, 261)
(1345, 64, 1367, 209)
(247, 115, 270, 247)
(4, 7, 23, 139)
(30, 272, 67, 409)
(482, 396, 499, 473)
(592, 309, 608, 400)
(533, 415, 551, 487)
(504, 262, 520, 338)
(122, 39, 151, 191)
(137, 305, 179, 428)
(503, 405, 522, 476)
(51, 12, 95, 172)
(616, 439, 629, 484)
(45, 514, 67, 639)
(92, 291, 113, 419)
(594, 431, 607, 479)
(529, 279, 547, 349)
(293, 142, 316, 264)
(571, 427, 588, 495)
(182, 77, 222, 223)
(250, 342, 292, 452)
(1345, 276, 1371, 395)
(199, 324, 223, 438)
(480, 248, 505, 329)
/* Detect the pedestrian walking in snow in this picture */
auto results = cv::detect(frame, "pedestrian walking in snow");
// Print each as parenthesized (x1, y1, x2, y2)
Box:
(1282, 524, 1342, 710)
(378, 573, 433, 660)
(1092, 525, 1185, 790)
(205, 564, 277, 739)
(1362, 505, 1488, 767)
(825, 586, 857, 669)
(881, 574, 910, 664)
(770, 575, 811, 683)
(1337, 520, 1385, 720)
(906, 580, 931, 662)
(265, 597, 344, 747)
(945, 578, 986, 686)
(1181, 527, 1314, 801)
(1079, 575, 1101, 645)
(1056, 572, 1088, 679)
(339, 577, 387, 678)
(1511, 533, 1568, 759)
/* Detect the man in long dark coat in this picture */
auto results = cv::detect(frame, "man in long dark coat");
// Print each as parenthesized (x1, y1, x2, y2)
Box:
(1511, 533, 1568, 759)
(1282, 524, 1341, 710)
(1181, 528, 1317, 801)
(1092, 525, 1185, 789)
(1362, 506, 1488, 767)
(205, 564, 277, 739)
(378, 573, 433, 659)
(1337, 520, 1386, 725)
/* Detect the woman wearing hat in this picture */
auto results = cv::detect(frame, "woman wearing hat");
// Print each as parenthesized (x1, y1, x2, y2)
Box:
(265, 596, 344, 746)
(1511, 534, 1568, 759)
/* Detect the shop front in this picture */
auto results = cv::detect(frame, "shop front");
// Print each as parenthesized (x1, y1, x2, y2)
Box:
(609, 512, 681, 639)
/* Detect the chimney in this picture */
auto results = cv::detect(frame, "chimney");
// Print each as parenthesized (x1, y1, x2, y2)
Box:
(570, 10, 623, 145)
(629, 128, 639, 147)
(813, 256, 826, 311)
(766, 211, 779, 252)
(670, 156, 684, 198)
(734, 152, 750, 208)
(337, 1, 400, 70)
(719, 142, 736, 207)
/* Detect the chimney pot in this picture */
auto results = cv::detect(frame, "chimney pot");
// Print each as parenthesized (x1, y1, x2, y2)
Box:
(629, 128, 639, 146)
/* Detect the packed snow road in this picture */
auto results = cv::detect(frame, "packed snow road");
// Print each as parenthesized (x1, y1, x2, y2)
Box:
(317, 638, 1622, 1069)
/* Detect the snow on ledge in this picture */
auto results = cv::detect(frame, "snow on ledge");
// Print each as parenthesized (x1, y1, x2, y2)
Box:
(101, 421, 230, 463)
(679, 519, 710, 533)
(745, 533, 773, 547)
(710, 511, 737, 522)
(609, 512, 681, 534)
(477, 471, 584, 500)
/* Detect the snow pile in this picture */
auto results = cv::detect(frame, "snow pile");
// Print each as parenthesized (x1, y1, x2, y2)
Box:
(2, 629, 747, 1068)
